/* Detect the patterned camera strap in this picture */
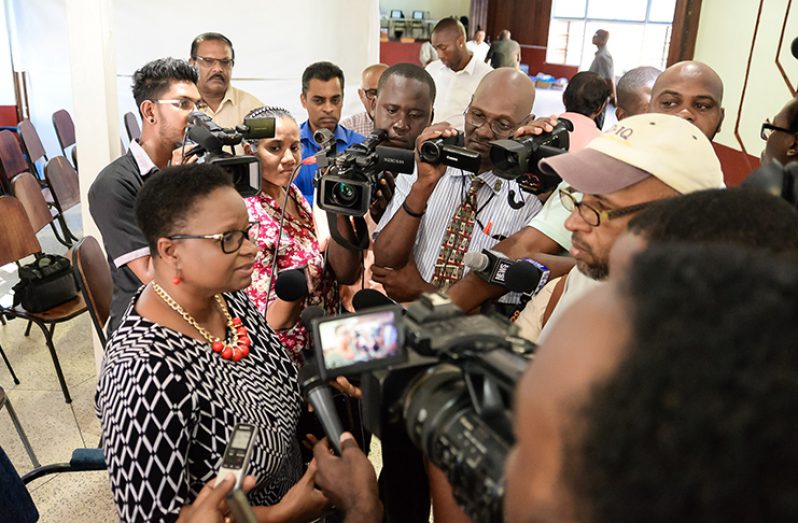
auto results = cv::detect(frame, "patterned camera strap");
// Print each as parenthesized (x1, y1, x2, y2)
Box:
(431, 177, 485, 288)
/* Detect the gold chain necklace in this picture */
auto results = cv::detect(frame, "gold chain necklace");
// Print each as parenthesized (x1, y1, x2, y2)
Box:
(151, 282, 252, 361)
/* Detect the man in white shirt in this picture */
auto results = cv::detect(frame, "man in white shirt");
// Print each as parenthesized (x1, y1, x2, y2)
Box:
(426, 17, 492, 130)
(466, 30, 490, 62)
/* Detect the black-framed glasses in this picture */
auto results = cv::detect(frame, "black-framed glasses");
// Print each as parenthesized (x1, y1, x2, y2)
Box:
(463, 107, 517, 136)
(168, 222, 260, 254)
(559, 187, 653, 227)
(362, 88, 378, 100)
(153, 99, 198, 112)
(194, 55, 235, 68)
(761, 120, 795, 141)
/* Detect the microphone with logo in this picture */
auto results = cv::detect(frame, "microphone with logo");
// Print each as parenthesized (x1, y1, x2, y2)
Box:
(296, 305, 346, 455)
(463, 249, 550, 295)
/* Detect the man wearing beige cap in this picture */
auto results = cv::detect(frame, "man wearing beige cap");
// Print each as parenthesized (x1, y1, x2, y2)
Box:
(533, 113, 724, 340)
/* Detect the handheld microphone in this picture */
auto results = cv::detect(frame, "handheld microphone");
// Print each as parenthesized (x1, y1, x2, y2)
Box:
(464, 249, 549, 294)
(274, 267, 309, 302)
(352, 288, 398, 311)
(298, 359, 344, 455)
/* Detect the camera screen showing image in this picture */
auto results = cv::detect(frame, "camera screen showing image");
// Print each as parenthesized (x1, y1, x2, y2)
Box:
(313, 306, 406, 378)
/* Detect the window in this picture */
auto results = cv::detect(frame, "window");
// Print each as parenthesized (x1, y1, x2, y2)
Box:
(546, 0, 675, 74)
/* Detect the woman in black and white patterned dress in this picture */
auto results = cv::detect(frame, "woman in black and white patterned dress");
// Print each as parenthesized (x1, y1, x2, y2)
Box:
(96, 164, 328, 522)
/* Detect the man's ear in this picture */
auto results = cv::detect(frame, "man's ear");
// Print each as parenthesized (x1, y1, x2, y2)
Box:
(716, 107, 726, 135)
(141, 100, 156, 125)
(787, 133, 798, 159)
(300, 92, 308, 110)
(243, 142, 253, 155)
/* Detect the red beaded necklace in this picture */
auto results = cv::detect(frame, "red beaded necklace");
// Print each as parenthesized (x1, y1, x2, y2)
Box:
(152, 282, 252, 361)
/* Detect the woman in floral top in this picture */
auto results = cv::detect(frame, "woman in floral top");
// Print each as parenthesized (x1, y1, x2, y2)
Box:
(244, 107, 362, 363)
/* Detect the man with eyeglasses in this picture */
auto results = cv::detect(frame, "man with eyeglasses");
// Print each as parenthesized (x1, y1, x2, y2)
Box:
(341, 63, 389, 137)
(89, 57, 201, 335)
(533, 113, 724, 342)
(761, 96, 798, 167)
(189, 32, 262, 130)
(371, 68, 542, 303)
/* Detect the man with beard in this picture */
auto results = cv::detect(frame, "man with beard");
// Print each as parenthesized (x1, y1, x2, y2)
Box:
(89, 58, 201, 335)
(189, 32, 262, 129)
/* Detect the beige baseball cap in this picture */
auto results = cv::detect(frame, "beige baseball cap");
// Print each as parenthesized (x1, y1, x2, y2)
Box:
(539, 113, 725, 195)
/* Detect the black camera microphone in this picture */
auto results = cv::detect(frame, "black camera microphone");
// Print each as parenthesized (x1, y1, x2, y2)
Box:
(274, 267, 309, 302)
(791, 36, 798, 59)
(464, 250, 550, 294)
(352, 288, 398, 312)
(298, 357, 345, 455)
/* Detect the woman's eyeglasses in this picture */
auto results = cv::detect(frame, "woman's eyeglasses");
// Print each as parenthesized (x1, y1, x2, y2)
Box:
(168, 222, 260, 254)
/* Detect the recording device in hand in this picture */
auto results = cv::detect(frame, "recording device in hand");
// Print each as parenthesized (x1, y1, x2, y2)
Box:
(309, 292, 535, 522)
(274, 267, 309, 302)
(215, 423, 258, 489)
(183, 111, 276, 197)
(464, 249, 550, 294)
(419, 131, 482, 174)
(489, 117, 573, 194)
(315, 129, 415, 217)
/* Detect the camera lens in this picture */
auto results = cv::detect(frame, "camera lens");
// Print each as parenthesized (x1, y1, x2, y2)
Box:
(419, 140, 442, 163)
(332, 182, 358, 205)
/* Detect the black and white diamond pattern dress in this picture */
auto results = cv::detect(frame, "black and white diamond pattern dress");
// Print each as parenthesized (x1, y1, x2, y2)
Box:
(96, 290, 302, 523)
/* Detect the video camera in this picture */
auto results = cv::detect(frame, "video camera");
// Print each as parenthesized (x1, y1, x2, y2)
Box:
(184, 111, 276, 197)
(419, 131, 482, 173)
(315, 129, 415, 217)
(309, 293, 534, 523)
(489, 117, 573, 194)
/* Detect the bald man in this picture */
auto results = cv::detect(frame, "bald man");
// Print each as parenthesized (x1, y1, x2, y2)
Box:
(426, 17, 493, 130)
(588, 29, 615, 103)
(649, 60, 724, 140)
(615, 66, 660, 120)
(372, 68, 542, 303)
(341, 63, 389, 136)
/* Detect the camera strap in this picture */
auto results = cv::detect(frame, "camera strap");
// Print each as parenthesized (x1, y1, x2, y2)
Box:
(326, 212, 370, 251)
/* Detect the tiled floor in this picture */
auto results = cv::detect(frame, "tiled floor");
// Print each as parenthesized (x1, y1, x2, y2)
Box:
(0, 206, 385, 522)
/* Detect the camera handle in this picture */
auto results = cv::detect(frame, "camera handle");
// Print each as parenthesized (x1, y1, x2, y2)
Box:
(326, 211, 370, 251)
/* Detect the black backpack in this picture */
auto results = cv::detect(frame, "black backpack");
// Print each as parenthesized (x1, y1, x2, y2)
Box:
(12, 254, 79, 312)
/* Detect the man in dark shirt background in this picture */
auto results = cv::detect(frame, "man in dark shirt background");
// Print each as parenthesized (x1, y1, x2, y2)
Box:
(486, 29, 520, 69)
(89, 58, 200, 334)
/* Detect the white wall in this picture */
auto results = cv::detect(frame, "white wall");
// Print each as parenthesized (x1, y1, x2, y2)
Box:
(9, 0, 380, 164)
(379, 0, 471, 23)
(693, 0, 798, 155)
(0, 1, 15, 104)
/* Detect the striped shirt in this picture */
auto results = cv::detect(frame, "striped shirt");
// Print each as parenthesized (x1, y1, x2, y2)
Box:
(341, 111, 374, 137)
(375, 166, 543, 300)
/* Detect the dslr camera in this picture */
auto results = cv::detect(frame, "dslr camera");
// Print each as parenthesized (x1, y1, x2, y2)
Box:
(315, 129, 415, 217)
(309, 293, 534, 523)
(184, 111, 276, 197)
(489, 117, 573, 194)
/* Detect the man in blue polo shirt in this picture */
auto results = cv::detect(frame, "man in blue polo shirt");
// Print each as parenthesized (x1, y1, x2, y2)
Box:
(296, 61, 365, 206)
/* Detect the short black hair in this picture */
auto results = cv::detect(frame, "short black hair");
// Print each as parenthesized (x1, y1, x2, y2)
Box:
(563, 71, 611, 117)
(136, 164, 234, 255)
(616, 66, 660, 113)
(432, 16, 466, 38)
(628, 188, 798, 257)
(131, 58, 198, 116)
(302, 61, 345, 94)
(570, 244, 798, 521)
(377, 63, 436, 104)
(190, 32, 235, 60)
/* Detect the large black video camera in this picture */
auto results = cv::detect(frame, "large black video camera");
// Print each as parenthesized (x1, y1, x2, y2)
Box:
(184, 111, 276, 197)
(490, 117, 573, 194)
(315, 129, 415, 217)
(309, 293, 534, 523)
